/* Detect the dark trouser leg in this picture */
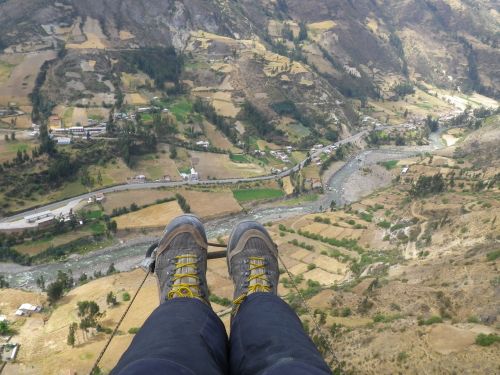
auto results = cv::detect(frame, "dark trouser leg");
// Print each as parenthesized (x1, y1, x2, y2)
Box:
(229, 293, 332, 375)
(112, 299, 229, 375)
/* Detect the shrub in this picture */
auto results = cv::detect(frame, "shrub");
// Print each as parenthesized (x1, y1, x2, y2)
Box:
(373, 313, 403, 323)
(359, 212, 373, 222)
(486, 250, 500, 261)
(0, 321, 13, 335)
(209, 295, 231, 307)
(467, 316, 480, 323)
(175, 194, 191, 213)
(122, 292, 131, 301)
(128, 327, 140, 334)
(418, 316, 443, 326)
(475, 333, 500, 347)
(307, 263, 317, 271)
(314, 216, 331, 224)
(340, 307, 352, 317)
(397, 351, 408, 362)
(410, 174, 446, 197)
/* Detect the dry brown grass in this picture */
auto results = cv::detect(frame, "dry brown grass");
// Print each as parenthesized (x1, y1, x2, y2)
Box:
(66, 17, 108, 49)
(114, 201, 183, 230)
(102, 189, 175, 214)
(282, 176, 294, 195)
(0, 51, 57, 105)
(125, 93, 149, 106)
(181, 189, 241, 219)
(190, 151, 266, 179)
(13, 229, 93, 256)
(72, 107, 88, 127)
(203, 121, 239, 152)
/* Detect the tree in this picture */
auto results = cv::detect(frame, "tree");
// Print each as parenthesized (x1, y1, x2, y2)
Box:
(325, 129, 339, 143)
(80, 168, 94, 189)
(47, 281, 64, 304)
(39, 122, 55, 155)
(170, 144, 177, 159)
(77, 300, 101, 340)
(77, 301, 100, 319)
(16, 149, 23, 164)
(4, 134, 8, 142)
(106, 220, 117, 233)
(176, 193, 191, 213)
(276, 0, 288, 13)
(106, 292, 117, 306)
(56, 270, 73, 290)
(36, 275, 45, 290)
(10, 132, 15, 141)
(298, 22, 308, 41)
(97, 170, 103, 185)
(79, 273, 88, 284)
(107, 263, 116, 275)
(426, 115, 439, 132)
(410, 173, 446, 197)
(67, 322, 77, 347)
(0, 275, 9, 289)
(0, 321, 11, 335)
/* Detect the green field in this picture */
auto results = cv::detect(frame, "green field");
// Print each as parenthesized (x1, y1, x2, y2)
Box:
(288, 122, 311, 138)
(170, 98, 193, 122)
(380, 160, 399, 170)
(279, 194, 319, 206)
(230, 153, 251, 163)
(0, 60, 15, 83)
(232, 188, 285, 203)
(140, 113, 154, 123)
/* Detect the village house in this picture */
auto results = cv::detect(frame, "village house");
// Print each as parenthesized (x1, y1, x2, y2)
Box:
(196, 140, 210, 148)
(269, 150, 290, 163)
(15, 303, 42, 316)
(180, 168, 199, 181)
(56, 137, 72, 145)
(129, 175, 147, 184)
(87, 193, 105, 204)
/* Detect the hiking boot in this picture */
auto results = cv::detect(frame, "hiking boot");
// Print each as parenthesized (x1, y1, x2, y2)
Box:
(227, 221, 279, 315)
(155, 214, 210, 305)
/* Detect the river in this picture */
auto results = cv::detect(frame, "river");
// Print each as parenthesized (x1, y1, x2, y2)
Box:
(0, 130, 446, 289)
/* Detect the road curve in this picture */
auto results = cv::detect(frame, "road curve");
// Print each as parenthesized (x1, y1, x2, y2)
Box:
(1, 130, 370, 224)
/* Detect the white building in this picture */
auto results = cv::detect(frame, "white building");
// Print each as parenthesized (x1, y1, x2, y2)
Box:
(56, 137, 71, 145)
(190, 168, 199, 180)
(15, 303, 42, 316)
(24, 211, 54, 224)
(196, 140, 210, 148)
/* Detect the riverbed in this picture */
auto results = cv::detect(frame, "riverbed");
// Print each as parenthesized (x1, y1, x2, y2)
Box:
(0, 130, 447, 289)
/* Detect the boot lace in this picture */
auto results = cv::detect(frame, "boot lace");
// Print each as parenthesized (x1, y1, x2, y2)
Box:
(233, 256, 271, 307)
(167, 255, 203, 300)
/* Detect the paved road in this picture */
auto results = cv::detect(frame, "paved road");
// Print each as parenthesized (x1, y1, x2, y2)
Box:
(0, 129, 370, 225)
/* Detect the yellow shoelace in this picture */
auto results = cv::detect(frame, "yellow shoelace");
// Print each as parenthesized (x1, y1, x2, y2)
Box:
(233, 257, 271, 307)
(167, 255, 203, 300)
